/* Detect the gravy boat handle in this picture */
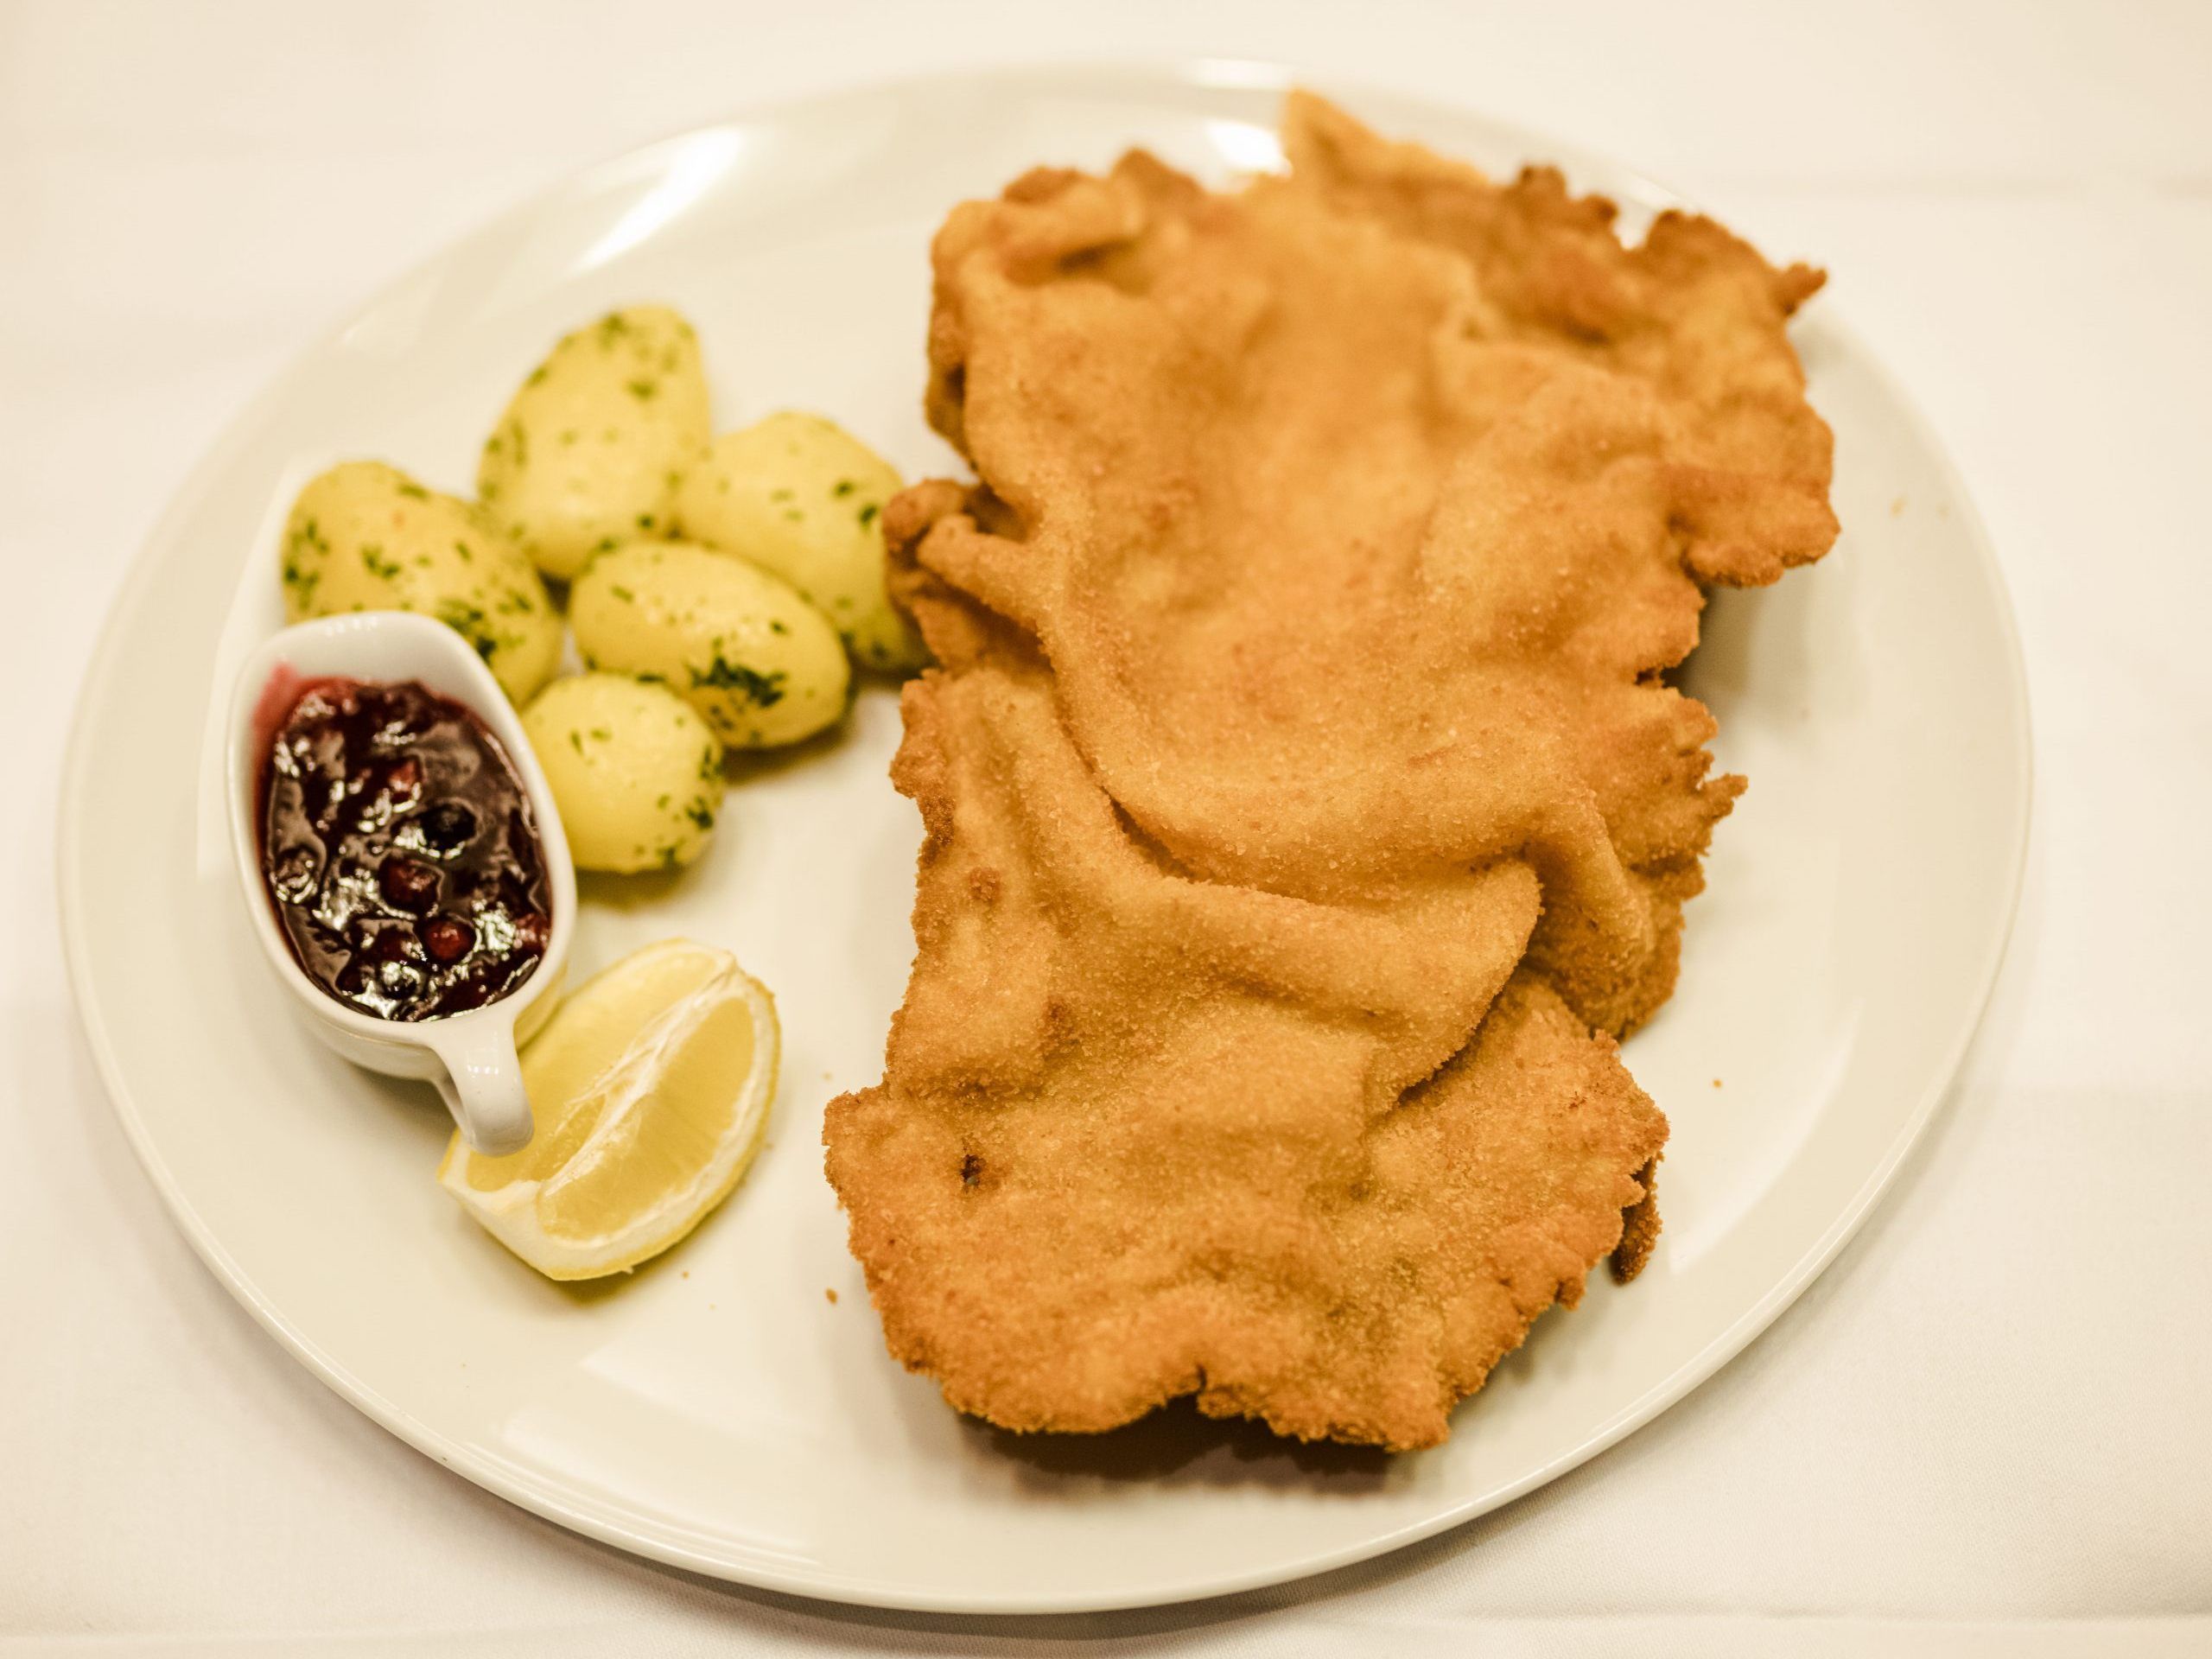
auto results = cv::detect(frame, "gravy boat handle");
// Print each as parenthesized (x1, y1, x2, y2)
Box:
(429, 1019, 536, 1157)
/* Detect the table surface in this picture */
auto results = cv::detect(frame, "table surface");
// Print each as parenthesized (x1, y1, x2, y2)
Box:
(7, 2, 2209, 1653)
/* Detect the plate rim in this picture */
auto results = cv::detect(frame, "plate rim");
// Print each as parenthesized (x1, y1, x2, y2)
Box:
(56, 55, 2034, 1616)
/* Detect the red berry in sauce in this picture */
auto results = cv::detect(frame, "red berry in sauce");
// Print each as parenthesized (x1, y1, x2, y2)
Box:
(378, 856, 441, 913)
(422, 917, 474, 963)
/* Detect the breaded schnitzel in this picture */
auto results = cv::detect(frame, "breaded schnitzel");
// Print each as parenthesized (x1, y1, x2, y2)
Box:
(825, 93, 1834, 1450)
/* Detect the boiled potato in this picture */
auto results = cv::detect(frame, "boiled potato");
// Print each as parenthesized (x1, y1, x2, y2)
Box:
(569, 541, 849, 748)
(476, 306, 710, 582)
(522, 674, 725, 874)
(280, 461, 559, 702)
(671, 411, 924, 672)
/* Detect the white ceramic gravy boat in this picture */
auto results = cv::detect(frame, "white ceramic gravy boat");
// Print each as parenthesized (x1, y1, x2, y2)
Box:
(226, 613, 573, 1155)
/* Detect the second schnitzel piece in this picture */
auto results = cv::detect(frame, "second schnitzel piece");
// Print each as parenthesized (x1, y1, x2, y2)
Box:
(827, 94, 1835, 1449)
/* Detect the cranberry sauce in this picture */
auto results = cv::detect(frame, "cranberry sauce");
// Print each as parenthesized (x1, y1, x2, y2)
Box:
(259, 677, 550, 1021)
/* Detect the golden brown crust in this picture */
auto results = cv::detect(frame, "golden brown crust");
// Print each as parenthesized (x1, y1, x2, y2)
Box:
(1611, 1158, 1665, 1282)
(826, 94, 1834, 1451)
(823, 660, 1664, 1448)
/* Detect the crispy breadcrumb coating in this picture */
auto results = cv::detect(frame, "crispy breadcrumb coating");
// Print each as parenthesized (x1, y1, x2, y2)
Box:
(826, 93, 1834, 1449)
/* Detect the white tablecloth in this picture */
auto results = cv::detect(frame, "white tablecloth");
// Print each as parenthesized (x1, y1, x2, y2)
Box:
(7, 3, 2209, 1652)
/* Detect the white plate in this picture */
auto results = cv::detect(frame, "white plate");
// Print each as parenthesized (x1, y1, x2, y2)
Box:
(59, 62, 2030, 1615)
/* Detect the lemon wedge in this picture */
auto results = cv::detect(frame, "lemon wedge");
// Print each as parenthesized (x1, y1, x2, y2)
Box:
(438, 938, 777, 1279)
